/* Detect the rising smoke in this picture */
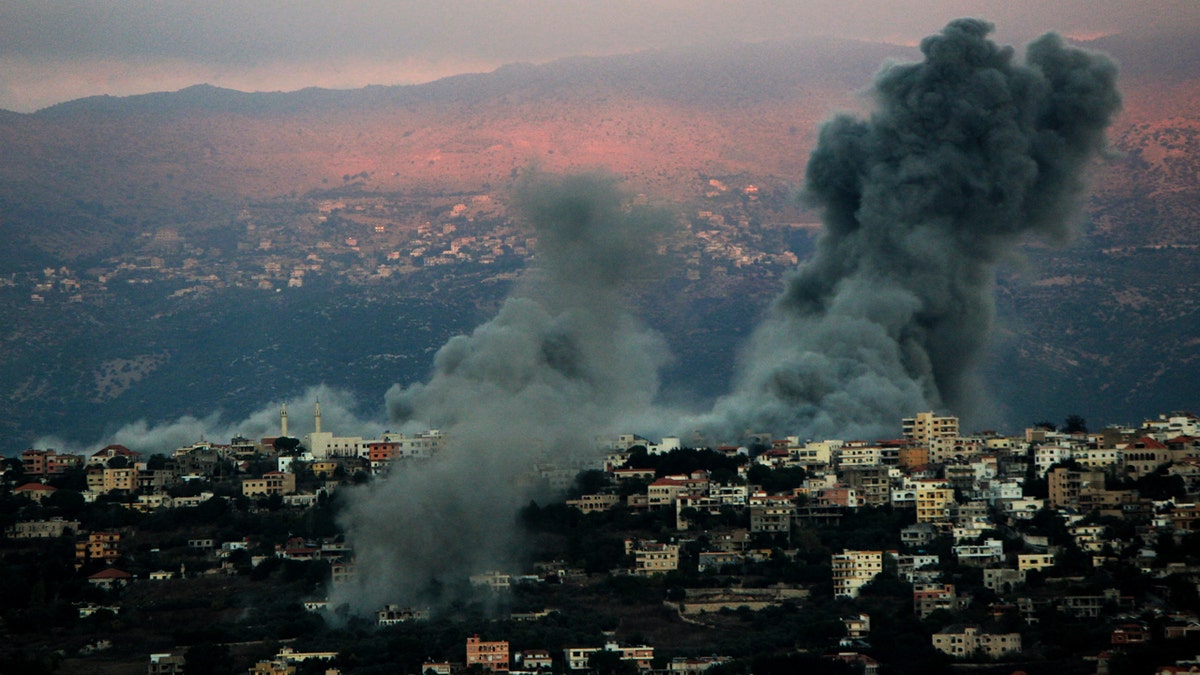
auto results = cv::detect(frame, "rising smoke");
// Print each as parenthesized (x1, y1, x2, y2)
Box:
(331, 172, 672, 611)
(39, 19, 1121, 617)
(34, 385, 375, 456)
(691, 18, 1121, 442)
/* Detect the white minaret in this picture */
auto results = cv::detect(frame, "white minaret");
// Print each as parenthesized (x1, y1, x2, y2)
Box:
(281, 403, 289, 437)
(314, 399, 322, 435)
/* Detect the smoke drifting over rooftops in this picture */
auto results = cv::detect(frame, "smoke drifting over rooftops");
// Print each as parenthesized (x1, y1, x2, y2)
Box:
(690, 18, 1121, 442)
(332, 173, 672, 610)
(330, 19, 1120, 613)
(37, 19, 1120, 617)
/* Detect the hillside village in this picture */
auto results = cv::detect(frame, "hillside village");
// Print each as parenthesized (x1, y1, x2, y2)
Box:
(6, 409, 1200, 674)
(1, 177, 796, 310)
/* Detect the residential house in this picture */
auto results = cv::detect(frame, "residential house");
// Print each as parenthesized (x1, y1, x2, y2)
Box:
(1123, 437, 1171, 478)
(148, 653, 186, 674)
(627, 539, 680, 576)
(517, 649, 554, 671)
(1018, 553, 1056, 572)
(564, 643, 654, 671)
(931, 624, 1021, 658)
(7, 518, 79, 539)
(243, 471, 297, 498)
(89, 444, 141, 467)
(13, 483, 57, 503)
(567, 493, 620, 514)
(87, 567, 133, 590)
(952, 540, 1004, 567)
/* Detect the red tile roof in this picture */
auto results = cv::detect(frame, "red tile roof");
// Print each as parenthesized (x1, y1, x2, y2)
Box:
(88, 568, 133, 580)
(15, 483, 57, 492)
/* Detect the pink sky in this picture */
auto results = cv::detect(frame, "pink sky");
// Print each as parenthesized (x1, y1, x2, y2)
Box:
(1, 0, 1196, 113)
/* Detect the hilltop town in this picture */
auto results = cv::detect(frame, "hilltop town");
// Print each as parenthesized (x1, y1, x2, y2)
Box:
(6, 409, 1200, 674)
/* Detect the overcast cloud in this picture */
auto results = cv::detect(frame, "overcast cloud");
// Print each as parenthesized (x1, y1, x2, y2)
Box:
(0, 1, 1196, 112)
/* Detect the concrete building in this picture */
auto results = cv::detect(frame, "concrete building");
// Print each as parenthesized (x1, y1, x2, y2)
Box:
(903, 412, 959, 444)
(242, 471, 297, 498)
(832, 550, 885, 599)
(627, 540, 680, 576)
(931, 624, 1021, 658)
(565, 643, 654, 671)
(466, 635, 510, 672)
(916, 484, 956, 523)
(1047, 467, 1106, 509)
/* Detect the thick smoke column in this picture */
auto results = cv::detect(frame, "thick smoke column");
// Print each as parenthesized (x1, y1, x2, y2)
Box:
(333, 173, 671, 612)
(697, 19, 1120, 441)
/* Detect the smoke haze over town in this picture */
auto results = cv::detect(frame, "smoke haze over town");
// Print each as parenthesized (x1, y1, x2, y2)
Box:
(6, 1, 1196, 626)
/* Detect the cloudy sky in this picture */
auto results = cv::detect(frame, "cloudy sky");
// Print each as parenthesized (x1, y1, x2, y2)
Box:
(1, 1, 1196, 113)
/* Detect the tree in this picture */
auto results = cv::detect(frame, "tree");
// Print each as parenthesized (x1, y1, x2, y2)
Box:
(587, 649, 638, 675)
(184, 641, 235, 675)
(569, 469, 612, 498)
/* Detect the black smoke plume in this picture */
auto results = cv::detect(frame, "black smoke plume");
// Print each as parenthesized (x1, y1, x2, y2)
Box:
(695, 19, 1120, 440)
(332, 173, 671, 611)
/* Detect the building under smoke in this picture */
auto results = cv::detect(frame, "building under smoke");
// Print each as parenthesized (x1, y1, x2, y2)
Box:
(332, 173, 672, 612)
(331, 18, 1121, 615)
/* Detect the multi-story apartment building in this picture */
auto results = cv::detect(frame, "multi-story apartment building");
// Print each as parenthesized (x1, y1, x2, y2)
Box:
(898, 445, 930, 471)
(832, 550, 885, 599)
(749, 497, 796, 536)
(916, 483, 956, 523)
(20, 449, 85, 477)
(838, 442, 883, 469)
(914, 583, 970, 619)
(76, 531, 122, 564)
(895, 553, 941, 584)
(1047, 467, 1106, 509)
(841, 467, 892, 507)
(903, 412, 959, 444)
(791, 440, 840, 471)
(466, 635, 510, 671)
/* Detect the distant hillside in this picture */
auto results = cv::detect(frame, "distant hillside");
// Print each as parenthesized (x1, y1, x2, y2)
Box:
(1, 38, 912, 266)
(0, 32, 1197, 452)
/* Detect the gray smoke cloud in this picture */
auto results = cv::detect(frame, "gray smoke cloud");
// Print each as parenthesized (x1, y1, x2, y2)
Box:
(332, 172, 672, 611)
(690, 19, 1121, 441)
(34, 385, 375, 456)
